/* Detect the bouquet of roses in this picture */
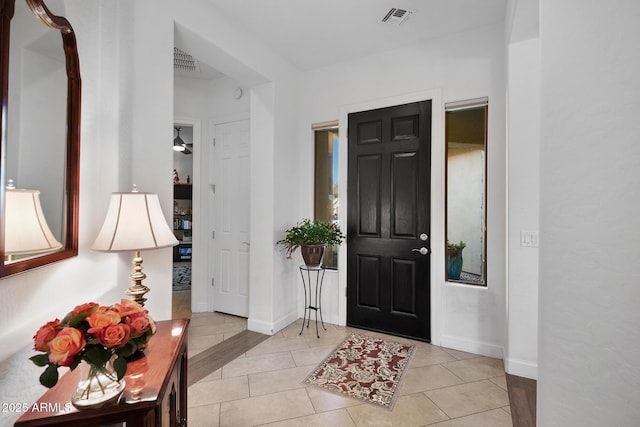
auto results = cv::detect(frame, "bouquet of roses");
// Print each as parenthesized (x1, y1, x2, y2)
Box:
(30, 299, 156, 388)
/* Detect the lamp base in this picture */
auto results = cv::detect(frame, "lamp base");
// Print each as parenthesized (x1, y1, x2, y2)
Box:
(126, 251, 149, 307)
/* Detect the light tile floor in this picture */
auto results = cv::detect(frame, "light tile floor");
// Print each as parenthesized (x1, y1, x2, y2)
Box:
(172, 290, 512, 427)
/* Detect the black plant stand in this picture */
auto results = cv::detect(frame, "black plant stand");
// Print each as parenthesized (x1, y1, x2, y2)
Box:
(299, 265, 326, 338)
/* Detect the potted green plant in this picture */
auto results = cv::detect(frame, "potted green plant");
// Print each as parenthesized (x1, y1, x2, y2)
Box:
(276, 219, 345, 267)
(446, 240, 466, 280)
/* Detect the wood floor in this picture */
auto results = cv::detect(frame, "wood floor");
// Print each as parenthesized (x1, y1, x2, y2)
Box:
(187, 329, 269, 386)
(506, 373, 537, 426)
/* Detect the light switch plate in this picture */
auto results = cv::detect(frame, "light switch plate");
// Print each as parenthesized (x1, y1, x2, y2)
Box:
(520, 230, 539, 248)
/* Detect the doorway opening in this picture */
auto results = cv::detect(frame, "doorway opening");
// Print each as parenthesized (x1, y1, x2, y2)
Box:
(172, 123, 193, 318)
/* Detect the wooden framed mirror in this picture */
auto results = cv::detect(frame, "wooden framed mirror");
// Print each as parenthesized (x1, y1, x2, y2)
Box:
(0, 0, 80, 277)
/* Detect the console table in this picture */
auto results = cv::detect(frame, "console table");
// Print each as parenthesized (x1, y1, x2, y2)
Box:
(299, 265, 327, 338)
(15, 319, 189, 427)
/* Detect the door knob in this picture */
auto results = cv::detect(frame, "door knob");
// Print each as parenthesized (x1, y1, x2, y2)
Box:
(411, 247, 429, 255)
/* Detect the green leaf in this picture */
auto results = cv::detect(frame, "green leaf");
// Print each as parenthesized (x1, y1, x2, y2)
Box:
(85, 336, 100, 345)
(113, 356, 127, 380)
(276, 219, 345, 252)
(83, 347, 111, 367)
(116, 342, 136, 358)
(67, 313, 89, 328)
(40, 364, 59, 388)
(68, 357, 81, 371)
(29, 353, 50, 367)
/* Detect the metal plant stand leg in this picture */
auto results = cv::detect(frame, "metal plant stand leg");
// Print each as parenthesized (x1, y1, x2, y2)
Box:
(299, 265, 326, 339)
(299, 267, 308, 336)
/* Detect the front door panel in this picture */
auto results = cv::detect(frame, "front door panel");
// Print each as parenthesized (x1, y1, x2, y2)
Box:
(347, 101, 431, 341)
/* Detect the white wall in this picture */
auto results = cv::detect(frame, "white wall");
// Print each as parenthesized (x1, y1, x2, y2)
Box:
(538, 1, 640, 425)
(175, 75, 250, 122)
(170, 0, 301, 334)
(505, 37, 540, 380)
(0, 1, 301, 422)
(0, 1, 127, 425)
(447, 145, 485, 276)
(298, 23, 506, 356)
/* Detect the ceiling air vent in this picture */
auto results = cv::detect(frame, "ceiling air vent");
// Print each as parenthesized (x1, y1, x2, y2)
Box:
(174, 47, 200, 72)
(381, 8, 412, 25)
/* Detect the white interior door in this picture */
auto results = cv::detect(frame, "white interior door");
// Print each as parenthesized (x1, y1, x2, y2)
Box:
(212, 119, 250, 317)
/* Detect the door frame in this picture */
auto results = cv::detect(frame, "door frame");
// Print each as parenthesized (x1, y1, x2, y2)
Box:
(174, 117, 204, 312)
(338, 89, 444, 346)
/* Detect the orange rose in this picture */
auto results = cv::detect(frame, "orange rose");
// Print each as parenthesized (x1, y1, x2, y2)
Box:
(87, 310, 121, 335)
(126, 312, 152, 337)
(112, 299, 145, 317)
(33, 319, 61, 352)
(95, 324, 131, 348)
(69, 302, 99, 318)
(48, 327, 85, 366)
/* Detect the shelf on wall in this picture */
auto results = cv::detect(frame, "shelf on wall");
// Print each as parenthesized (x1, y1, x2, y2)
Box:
(174, 184, 192, 199)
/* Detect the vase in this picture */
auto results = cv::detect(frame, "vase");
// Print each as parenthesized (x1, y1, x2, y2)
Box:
(71, 358, 126, 409)
(300, 245, 325, 267)
(447, 248, 464, 280)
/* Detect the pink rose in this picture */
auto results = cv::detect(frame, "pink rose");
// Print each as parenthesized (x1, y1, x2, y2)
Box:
(69, 302, 99, 318)
(126, 312, 152, 337)
(87, 310, 121, 335)
(48, 327, 85, 366)
(33, 319, 61, 352)
(95, 323, 131, 348)
(112, 299, 145, 317)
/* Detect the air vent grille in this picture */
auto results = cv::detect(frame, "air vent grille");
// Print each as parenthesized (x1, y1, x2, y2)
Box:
(174, 47, 200, 72)
(381, 8, 412, 25)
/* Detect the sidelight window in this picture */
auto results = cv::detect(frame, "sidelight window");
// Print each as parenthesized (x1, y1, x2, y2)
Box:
(445, 98, 488, 286)
(313, 121, 340, 269)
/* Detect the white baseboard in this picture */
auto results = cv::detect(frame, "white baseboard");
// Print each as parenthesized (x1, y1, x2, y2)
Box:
(191, 301, 208, 313)
(273, 311, 299, 334)
(248, 311, 299, 336)
(504, 357, 538, 380)
(247, 318, 274, 335)
(440, 334, 504, 359)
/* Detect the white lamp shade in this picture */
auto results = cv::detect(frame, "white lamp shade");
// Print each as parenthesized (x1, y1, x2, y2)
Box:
(91, 192, 178, 252)
(5, 189, 63, 255)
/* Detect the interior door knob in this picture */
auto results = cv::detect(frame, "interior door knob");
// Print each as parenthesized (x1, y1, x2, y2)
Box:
(411, 247, 429, 255)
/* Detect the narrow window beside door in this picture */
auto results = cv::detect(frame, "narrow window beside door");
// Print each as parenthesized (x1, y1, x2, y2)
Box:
(313, 122, 339, 269)
(445, 98, 488, 286)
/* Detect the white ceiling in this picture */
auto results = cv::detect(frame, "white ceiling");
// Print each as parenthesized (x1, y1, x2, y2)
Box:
(202, 0, 507, 72)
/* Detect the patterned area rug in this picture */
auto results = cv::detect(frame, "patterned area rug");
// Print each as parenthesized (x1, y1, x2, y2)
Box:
(304, 334, 415, 410)
(173, 263, 191, 291)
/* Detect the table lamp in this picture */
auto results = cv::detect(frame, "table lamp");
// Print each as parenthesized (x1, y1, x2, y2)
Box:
(91, 186, 178, 306)
(4, 180, 63, 262)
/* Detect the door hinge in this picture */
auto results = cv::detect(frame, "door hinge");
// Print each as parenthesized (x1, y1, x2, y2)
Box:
(212, 231, 215, 240)
(213, 138, 216, 147)
(211, 277, 215, 287)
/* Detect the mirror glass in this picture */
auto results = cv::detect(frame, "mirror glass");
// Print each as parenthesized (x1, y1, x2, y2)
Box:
(445, 100, 487, 285)
(1, 0, 80, 276)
